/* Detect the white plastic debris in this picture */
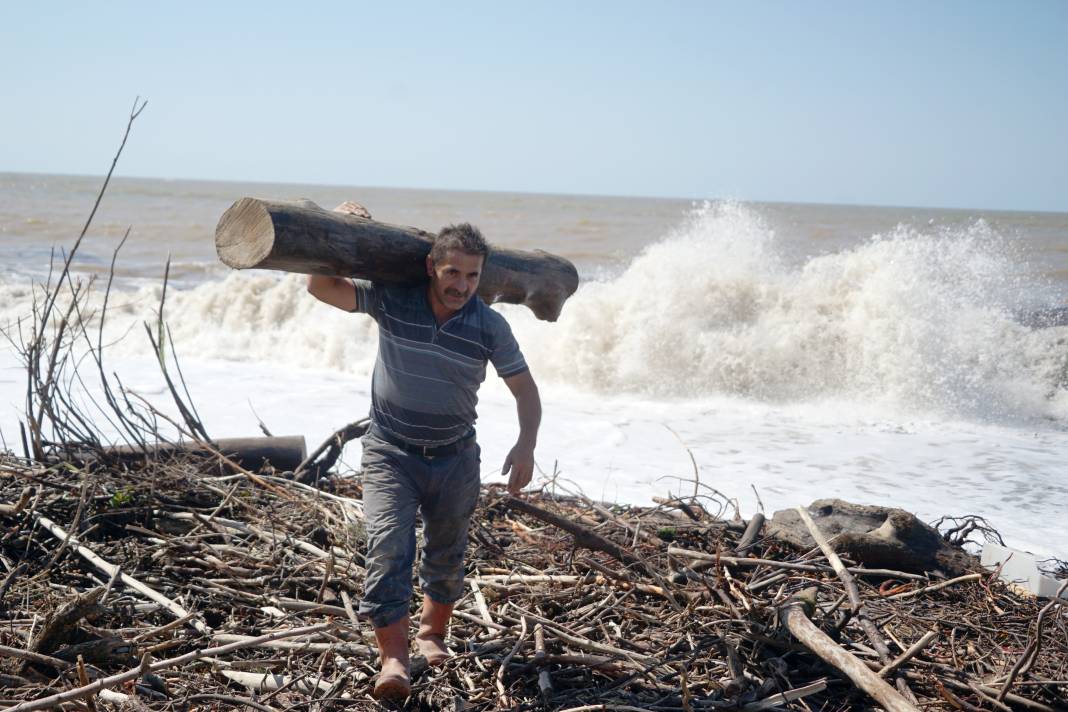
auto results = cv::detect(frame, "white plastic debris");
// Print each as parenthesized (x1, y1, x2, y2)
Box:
(981, 543, 1067, 599)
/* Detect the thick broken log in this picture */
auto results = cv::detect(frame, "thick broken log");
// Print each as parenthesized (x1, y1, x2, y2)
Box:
(101, 436, 307, 472)
(215, 198, 580, 321)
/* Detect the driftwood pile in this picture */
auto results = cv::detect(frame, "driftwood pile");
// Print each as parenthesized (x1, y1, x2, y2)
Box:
(0, 447, 1065, 711)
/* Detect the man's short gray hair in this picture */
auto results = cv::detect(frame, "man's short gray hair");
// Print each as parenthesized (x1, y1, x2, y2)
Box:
(430, 223, 489, 264)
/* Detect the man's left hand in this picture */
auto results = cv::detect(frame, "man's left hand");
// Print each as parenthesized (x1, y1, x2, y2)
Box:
(501, 443, 535, 495)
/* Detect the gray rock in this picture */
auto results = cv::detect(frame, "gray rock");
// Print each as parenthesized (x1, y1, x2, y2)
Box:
(768, 499, 977, 577)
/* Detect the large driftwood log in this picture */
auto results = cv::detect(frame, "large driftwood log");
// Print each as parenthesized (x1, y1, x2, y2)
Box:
(97, 436, 307, 472)
(215, 198, 580, 321)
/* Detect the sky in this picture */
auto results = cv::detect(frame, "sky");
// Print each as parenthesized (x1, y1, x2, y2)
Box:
(2, 1, 1067, 212)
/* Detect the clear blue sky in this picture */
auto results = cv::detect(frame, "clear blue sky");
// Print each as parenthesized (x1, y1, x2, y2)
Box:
(2, 1, 1066, 211)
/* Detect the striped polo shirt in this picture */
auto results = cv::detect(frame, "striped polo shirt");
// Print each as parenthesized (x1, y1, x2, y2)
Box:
(353, 280, 528, 446)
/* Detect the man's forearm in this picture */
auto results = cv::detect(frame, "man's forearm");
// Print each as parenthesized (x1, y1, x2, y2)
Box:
(501, 369, 540, 494)
(515, 387, 541, 450)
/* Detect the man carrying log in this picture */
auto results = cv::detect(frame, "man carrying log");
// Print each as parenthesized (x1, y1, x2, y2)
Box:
(307, 203, 542, 700)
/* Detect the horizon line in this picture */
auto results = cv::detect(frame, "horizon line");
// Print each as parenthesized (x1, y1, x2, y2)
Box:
(4, 169, 1066, 218)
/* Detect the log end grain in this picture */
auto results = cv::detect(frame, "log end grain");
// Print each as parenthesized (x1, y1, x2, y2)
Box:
(215, 197, 276, 269)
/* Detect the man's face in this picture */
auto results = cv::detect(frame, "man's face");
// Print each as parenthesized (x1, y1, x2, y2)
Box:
(426, 249, 484, 313)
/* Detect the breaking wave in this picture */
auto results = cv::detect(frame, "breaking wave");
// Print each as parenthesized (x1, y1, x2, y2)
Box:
(2, 201, 1065, 422)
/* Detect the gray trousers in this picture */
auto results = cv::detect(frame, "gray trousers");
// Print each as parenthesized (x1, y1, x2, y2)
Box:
(358, 429, 481, 628)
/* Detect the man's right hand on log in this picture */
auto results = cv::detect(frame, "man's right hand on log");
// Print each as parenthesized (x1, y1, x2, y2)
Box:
(305, 202, 372, 311)
(333, 201, 372, 219)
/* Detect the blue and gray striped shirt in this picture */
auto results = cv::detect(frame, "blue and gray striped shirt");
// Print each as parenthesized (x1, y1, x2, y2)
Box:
(354, 280, 528, 446)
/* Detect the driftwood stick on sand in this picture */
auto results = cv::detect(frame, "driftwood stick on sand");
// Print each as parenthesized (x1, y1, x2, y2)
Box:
(470, 578, 498, 634)
(215, 198, 580, 321)
(496, 615, 529, 707)
(534, 622, 553, 699)
(0, 487, 33, 517)
(506, 605, 659, 666)
(794, 505, 921, 701)
(0, 645, 70, 671)
(161, 511, 360, 576)
(793, 506, 862, 611)
(0, 623, 333, 712)
(779, 588, 919, 712)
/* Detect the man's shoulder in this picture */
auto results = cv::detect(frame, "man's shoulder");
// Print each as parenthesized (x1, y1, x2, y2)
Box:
(468, 298, 517, 339)
(371, 282, 425, 306)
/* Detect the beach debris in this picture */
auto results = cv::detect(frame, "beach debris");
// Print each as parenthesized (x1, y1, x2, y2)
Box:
(983, 542, 1068, 600)
(1, 451, 1066, 710)
(768, 499, 978, 576)
(214, 197, 581, 321)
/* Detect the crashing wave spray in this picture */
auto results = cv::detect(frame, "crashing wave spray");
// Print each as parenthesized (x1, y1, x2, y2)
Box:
(509, 201, 1068, 421)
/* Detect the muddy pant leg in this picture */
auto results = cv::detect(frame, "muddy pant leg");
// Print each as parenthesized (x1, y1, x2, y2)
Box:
(419, 444, 481, 604)
(359, 436, 421, 628)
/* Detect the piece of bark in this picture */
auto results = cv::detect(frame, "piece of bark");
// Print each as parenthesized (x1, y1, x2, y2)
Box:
(215, 198, 580, 321)
(0, 673, 32, 689)
(55, 638, 133, 666)
(29, 587, 106, 657)
(734, 513, 765, 556)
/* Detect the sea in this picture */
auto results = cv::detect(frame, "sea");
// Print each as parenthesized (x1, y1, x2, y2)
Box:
(2, 172, 1067, 562)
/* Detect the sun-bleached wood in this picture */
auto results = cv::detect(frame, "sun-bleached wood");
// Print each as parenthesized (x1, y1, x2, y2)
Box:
(215, 198, 580, 321)
(779, 589, 919, 712)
